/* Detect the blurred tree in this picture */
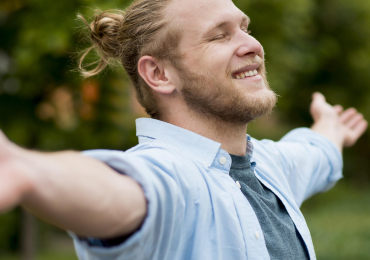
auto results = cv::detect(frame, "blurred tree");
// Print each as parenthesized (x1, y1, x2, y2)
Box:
(0, 0, 137, 257)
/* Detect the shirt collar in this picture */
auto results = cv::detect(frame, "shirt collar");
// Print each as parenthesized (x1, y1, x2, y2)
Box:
(246, 135, 254, 159)
(136, 118, 254, 167)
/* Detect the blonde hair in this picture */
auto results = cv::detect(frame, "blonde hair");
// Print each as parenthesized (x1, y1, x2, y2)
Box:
(78, 0, 182, 118)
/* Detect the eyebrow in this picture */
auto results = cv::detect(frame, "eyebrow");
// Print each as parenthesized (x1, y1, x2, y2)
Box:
(204, 14, 250, 36)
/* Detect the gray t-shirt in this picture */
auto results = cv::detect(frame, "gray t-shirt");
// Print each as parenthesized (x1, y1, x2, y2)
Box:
(229, 153, 310, 260)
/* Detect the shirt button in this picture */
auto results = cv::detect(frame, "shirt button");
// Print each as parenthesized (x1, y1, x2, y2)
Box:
(219, 156, 227, 165)
(255, 231, 259, 240)
(236, 181, 241, 189)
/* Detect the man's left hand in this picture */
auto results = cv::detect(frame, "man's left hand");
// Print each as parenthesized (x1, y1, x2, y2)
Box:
(310, 92, 367, 151)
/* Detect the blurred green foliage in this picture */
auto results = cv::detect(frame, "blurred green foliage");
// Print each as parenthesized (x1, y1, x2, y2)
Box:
(301, 182, 370, 260)
(0, 0, 370, 257)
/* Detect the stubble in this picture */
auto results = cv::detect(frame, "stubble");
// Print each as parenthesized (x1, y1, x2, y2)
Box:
(178, 58, 277, 125)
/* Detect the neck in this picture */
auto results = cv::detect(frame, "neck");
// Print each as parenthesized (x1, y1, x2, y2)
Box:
(162, 106, 248, 156)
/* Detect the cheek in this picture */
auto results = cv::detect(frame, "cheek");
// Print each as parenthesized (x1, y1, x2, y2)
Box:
(187, 43, 232, 71)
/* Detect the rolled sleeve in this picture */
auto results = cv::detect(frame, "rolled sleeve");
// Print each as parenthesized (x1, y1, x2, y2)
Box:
(70, 149, 185, 260)
(258, 128, 343, 206)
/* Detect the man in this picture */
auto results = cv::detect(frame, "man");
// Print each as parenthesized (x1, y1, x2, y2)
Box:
(0, 0, 367, 259)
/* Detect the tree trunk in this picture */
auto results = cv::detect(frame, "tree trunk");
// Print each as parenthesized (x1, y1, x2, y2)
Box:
(21, 209, 37, 260)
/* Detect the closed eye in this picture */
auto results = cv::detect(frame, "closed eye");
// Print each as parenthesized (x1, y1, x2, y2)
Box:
(210, 34, 226, 41)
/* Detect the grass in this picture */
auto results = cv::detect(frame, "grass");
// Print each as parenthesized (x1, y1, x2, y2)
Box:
(1, 251, 77, 260)
(0, 233, 78, 260)
(301, 181, 370, 260)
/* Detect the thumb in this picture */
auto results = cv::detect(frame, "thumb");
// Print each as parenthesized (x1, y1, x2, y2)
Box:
(310, 92, 329, 121)
(310, 92, 325, 109)
(311, 92, 326, 105)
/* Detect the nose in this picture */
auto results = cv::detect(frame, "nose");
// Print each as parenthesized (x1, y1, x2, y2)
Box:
(235, 33, 263, 58)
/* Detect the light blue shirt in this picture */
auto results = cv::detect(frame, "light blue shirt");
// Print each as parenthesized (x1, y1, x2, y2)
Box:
(71, 118, 342, 260)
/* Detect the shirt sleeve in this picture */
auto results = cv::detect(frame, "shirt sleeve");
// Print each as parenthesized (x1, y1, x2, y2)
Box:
(256, 128, 343, 207)
(69, 148, 186, 260)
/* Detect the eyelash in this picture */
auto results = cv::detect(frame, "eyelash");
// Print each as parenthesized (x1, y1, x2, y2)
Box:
(211, 35, 227, 41)
(210, 28, 251, 41)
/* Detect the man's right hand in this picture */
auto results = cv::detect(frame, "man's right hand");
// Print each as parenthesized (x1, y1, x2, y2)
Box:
(0, 130, 146, 239)
(0, 130, 34, 213)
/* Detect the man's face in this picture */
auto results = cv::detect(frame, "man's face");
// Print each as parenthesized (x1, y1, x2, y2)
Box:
(167, 0, 277, 124)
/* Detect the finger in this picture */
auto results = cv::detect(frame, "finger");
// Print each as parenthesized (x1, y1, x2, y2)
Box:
(351, 120, 368, 141)
(345, 113, 364, 129)
(339, 108, 357, 123)
(312, 92, 326, 103)
(333, 105, 343, 114)
(310, 92, 329, 120)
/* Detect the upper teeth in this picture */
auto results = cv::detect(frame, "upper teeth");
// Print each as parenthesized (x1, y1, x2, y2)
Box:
(235, 70, 258, 79)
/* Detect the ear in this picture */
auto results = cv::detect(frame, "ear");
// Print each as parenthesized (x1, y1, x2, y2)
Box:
(138, 56, 177, 94)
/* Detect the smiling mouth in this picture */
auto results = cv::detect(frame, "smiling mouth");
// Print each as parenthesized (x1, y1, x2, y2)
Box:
(233, 69, 259, 79)
(231, 63, 260, 79)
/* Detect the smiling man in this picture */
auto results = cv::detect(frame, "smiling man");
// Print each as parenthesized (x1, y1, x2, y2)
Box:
(0, 0, 367, 259)
(168, 4, 276, 128)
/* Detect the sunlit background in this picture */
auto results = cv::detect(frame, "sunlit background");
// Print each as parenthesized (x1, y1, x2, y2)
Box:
(1, 0, 370, 259)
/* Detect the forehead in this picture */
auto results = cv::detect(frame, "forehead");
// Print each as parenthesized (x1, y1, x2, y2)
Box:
(167, 0, 247, 36)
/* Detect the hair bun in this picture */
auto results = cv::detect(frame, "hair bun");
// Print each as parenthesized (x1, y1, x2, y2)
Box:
(78, 10, 124, 60)
(77, 10, 124, 77)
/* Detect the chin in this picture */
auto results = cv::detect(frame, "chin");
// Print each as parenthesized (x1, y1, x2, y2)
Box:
(179, 61, 277, 124)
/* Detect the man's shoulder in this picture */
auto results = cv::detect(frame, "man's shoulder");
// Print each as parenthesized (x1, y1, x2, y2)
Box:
(249, 127, 322, 158)
(87, 140, 200, 174)
(126, 139, 187, 159)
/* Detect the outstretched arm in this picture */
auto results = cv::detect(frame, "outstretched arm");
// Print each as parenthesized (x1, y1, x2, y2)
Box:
(0, 131, 146, 239)
(310, 92, 368, 152)
(264, 93, 367, 205)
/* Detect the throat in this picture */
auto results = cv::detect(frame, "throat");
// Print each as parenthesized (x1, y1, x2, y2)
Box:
(196, 117, 248, 156)
(163, 104, 248, 155)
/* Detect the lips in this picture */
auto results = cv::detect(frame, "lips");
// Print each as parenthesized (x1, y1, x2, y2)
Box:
(232, 63, 260, 79)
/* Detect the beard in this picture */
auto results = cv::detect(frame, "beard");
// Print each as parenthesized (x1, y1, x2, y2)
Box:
(176, 57, 277, 125)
